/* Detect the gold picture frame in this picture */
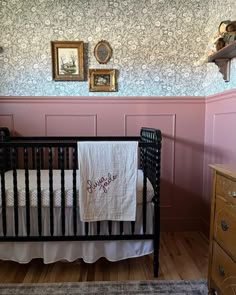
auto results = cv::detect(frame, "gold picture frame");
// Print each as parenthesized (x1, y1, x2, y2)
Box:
(51, 41, 84, 81)
(89, 69, 117, 92)
(94, 40, 112, 64)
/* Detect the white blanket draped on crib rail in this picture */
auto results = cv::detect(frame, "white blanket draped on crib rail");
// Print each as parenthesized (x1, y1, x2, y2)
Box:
(77, 141, 138, 222)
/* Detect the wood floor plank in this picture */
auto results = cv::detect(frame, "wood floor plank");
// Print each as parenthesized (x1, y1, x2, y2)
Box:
(0, 232, 209, 283)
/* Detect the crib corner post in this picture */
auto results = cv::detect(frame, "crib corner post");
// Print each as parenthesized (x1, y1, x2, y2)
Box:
(0, 127, 10, 171)
(0, 127, 10, 143)
(153, 193, 160, 278)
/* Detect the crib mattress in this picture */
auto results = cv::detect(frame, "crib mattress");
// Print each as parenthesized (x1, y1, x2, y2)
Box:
(0, 169, 154, 207)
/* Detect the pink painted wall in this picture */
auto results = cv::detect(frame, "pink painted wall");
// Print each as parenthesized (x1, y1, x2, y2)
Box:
(1, 90, 235, 234)
(202, 89, 236, 236)
(0, 96, 205, 232)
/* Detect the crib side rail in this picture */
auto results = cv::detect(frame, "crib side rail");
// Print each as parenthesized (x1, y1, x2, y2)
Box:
(0, 139, 157, 171)
(0, 142, 77, 170)
(8, 136, 140, 141)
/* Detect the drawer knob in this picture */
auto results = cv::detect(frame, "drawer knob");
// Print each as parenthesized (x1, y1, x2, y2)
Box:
(218, 265, 225, 277)
(228, 191, 236, 198)
(221, 220, 229, 231)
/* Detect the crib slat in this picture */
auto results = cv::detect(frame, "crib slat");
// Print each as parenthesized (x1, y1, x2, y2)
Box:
(97, 222, 100, 235)
(48, 147, 54, 236)
(66, 147, 69, 169)
(40, 148, 44, 169)
(85, 222, 89, 235)
(131, 221, 135, 234)
(140, 143, 144, 170)
(12, 147, 18, 237)
(36, 147, 42, 236)
(108, 221, 112, 235)
(60, 147, 65, 236)
(14, 148, 18, 170)
(72, 147, 77, 235)
(31, 147, 35, 169)
(24, 147, 31, 237)
(119, 221, 123, 235)
(57, 147, 60, 169)
(1, 170, 7, 236)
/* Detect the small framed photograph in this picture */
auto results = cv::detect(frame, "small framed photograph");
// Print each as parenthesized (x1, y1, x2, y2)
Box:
(89, 69, 117, 92)
(51, 41, 84, 81)
(94, 40, 112, 64)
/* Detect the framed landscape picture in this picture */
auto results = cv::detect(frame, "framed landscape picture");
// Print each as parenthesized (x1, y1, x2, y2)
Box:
(89, 69, 117, 92)
(51, 41, 84, 81)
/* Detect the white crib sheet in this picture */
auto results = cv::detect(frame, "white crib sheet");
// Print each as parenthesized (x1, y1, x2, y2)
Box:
(0, 169, 154, 207)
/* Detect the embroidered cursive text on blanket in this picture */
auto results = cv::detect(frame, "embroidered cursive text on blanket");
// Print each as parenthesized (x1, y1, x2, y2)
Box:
(87, 173, 117, 193)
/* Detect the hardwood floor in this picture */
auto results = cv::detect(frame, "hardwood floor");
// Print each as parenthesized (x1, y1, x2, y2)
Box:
(0, 232, 209, 283)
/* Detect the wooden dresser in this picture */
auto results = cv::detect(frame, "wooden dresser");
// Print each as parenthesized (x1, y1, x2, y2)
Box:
(208, 165, 236, 295)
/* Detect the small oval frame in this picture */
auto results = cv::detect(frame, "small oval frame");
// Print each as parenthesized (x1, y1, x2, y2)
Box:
(94, 40, 112, 64)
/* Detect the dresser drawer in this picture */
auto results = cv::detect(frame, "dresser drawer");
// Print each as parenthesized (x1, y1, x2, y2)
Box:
(216, 174, 236, 205)
(212, 242, 236, 295)
(214, 196, 236, 261)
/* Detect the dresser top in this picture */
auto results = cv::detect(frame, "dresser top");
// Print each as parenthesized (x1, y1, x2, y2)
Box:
(209, 164, 236, 179)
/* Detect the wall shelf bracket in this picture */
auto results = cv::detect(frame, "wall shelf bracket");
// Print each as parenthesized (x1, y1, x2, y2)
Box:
(208, 40, 236, 82)
(214, 59, 231, 82)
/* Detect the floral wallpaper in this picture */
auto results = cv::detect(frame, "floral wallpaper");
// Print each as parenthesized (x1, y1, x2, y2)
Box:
(0, 0, 235, 96)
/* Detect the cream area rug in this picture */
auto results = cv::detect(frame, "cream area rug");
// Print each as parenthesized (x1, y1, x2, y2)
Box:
(0, 280, 207, 294)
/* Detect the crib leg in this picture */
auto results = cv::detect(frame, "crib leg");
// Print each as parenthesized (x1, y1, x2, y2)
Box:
(153, 248, 159, 277)
(153, 210, 160, 277)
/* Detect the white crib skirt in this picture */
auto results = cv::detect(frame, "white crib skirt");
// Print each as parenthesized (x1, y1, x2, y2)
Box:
(0, 204, 154, 263)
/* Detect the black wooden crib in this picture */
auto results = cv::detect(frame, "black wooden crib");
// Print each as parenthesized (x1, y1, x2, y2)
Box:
(0, 127, 162, 277)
